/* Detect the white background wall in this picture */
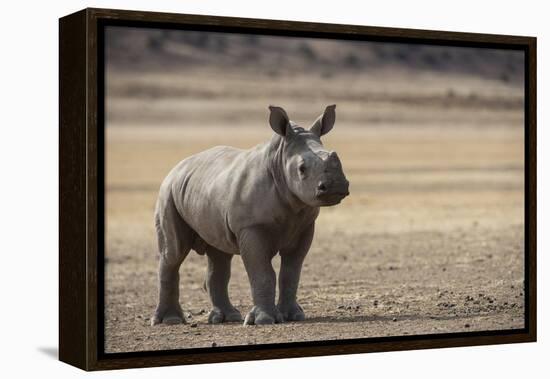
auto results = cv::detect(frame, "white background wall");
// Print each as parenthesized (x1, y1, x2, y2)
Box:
(0, 0, 546, 376)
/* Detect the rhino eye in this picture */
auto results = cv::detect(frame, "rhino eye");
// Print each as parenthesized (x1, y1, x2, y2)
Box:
(298, 164, 306, 175)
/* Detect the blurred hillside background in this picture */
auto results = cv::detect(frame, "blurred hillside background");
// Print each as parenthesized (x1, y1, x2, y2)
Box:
(104, 26, 525, 352)
(106, 28, 524, 78)
(105, 26, 524, 128)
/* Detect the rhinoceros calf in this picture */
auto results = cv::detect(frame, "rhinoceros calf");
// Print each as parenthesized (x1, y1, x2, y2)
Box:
(151, 105, 349, 326)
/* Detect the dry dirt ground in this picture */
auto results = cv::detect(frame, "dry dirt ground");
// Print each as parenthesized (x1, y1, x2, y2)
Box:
(104, 71, 524, 353)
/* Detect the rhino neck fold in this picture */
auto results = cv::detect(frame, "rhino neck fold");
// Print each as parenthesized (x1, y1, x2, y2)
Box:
(266, 135, 309, 213)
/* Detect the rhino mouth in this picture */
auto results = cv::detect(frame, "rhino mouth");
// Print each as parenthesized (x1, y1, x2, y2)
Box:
(317, 192, 349, 206)
(320, 199, 343, 206)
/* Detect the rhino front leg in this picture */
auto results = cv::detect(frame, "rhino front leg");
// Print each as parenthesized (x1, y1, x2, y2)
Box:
(205, 247, 243, 323)
(277, 224, 314, 321)
(239, 227, 283, 326)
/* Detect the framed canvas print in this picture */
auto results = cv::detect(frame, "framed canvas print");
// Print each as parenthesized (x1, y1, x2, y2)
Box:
(59, 8, 536, 371)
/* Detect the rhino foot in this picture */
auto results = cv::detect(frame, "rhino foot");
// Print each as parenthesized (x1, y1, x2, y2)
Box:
(278, 302, 305, 322)
(151, 304, 185, 326)
(243, 306, 284, 326)
(208, 307, 243, 324)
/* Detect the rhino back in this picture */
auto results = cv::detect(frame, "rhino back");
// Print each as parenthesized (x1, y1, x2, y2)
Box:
(162, 145, 271, 253)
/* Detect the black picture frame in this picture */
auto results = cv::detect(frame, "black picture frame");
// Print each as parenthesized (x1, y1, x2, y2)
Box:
(59, 7, 537, 371)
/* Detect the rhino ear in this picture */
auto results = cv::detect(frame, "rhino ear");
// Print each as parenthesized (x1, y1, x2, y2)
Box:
(268, 105, 290, 136)
(310, 104, 336, 137)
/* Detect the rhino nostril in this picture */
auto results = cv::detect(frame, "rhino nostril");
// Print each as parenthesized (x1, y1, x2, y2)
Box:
(317, 183, 327, 192)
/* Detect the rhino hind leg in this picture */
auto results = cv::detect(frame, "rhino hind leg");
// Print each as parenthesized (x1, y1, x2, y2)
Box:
(151, 195, 193, 326)
(205, 247, 242, 323)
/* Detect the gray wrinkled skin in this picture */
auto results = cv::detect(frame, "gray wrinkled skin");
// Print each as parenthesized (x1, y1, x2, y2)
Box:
(151, 105, 349, 326)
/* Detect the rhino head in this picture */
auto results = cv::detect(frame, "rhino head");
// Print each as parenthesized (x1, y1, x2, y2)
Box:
(268, 104, 350, 207)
